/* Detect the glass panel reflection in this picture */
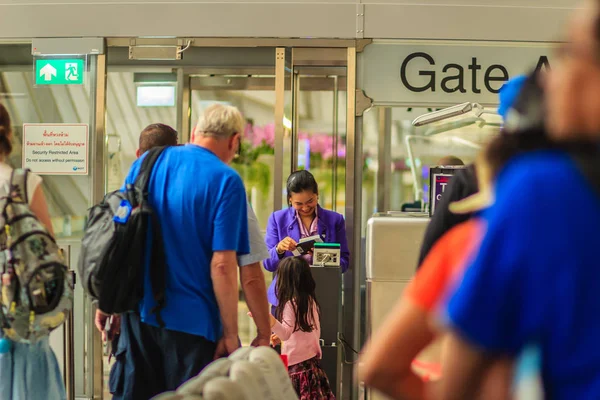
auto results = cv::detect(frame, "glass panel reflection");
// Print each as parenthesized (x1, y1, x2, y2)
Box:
(361, 105, 502, 233)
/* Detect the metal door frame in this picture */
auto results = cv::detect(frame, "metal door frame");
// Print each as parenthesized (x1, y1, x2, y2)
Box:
(84, 49, 107, 400)
(100, 38, 364, 400)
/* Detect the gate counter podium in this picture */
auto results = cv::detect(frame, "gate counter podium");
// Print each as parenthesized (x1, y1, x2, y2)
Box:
(311, 242, 342, 397)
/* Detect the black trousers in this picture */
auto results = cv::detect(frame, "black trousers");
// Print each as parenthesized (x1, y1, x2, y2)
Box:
(110, 312, 216, 400)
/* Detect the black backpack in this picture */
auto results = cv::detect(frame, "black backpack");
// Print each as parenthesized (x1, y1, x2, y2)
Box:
(78, 146, 167, 325)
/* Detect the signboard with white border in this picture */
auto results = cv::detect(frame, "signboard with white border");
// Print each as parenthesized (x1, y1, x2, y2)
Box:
(358, 41, 554, 106)
(22, 124, 89, 175)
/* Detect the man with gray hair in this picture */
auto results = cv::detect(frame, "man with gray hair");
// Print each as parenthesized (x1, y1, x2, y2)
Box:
(112, 104, 271, 399)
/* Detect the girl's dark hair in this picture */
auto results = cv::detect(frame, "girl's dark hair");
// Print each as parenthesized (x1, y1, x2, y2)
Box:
(275, 257, 321, 333)
(0, 104, 13, 156)
(286, 170, 318, 203)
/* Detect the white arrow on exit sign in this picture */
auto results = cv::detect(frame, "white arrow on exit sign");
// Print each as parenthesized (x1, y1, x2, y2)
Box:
(39, 64, 57, 81)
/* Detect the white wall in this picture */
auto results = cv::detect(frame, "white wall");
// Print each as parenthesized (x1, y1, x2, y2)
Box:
(0, 0, 577, 41)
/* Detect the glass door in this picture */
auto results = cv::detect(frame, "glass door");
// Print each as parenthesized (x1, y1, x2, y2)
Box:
(291, 67, 347, 213)
(275, 48, 348, 213)
(274, 48, 352, 398)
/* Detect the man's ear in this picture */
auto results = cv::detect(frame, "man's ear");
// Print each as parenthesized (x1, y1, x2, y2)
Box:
(230, 133, 240, 150)
(135, 148, 141, 158)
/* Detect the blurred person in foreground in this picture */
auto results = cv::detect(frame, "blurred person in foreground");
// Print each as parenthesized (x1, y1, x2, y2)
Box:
(438, 2, 600, 398)
(359, 74, 538, 400)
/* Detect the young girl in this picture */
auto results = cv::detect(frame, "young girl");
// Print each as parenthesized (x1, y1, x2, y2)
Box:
(270, 256, 335, 400)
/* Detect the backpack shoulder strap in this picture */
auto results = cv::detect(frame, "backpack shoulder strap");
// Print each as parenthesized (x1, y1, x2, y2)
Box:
(569, 145, 600, 197)
(131, 146, 169, 327)
(133, 146, 167, 200)
(9, 168, 29, 204)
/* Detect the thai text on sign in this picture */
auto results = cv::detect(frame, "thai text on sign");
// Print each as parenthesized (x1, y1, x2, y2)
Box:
(22, 124, 89, 175)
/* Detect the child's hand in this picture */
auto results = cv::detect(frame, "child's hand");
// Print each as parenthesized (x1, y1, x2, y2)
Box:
(270, 334, 281, 346)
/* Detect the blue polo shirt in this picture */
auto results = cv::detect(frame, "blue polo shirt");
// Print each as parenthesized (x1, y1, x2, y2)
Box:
(124, 145, 250, 342)
(445, 150, 600, 399)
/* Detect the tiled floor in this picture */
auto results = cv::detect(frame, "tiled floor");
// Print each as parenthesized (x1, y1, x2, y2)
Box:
(101, 301, 254, 399)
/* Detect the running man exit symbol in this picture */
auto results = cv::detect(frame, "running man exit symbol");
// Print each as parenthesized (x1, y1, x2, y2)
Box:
(65, 63, 79, 81)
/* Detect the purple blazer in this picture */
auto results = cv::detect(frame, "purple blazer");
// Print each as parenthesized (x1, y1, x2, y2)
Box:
(264, 205, 350, 306)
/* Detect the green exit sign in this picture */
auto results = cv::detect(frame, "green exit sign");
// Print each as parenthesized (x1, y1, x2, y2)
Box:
(35, 58, 85, 85)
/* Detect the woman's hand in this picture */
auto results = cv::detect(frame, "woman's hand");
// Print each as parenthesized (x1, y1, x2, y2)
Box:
(277, 237, 297, 254)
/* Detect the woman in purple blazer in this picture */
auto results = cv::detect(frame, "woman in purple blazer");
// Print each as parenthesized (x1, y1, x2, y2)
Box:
(264, 170, 350, 309)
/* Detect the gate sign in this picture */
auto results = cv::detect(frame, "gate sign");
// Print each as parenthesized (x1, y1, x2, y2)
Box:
(35, 58, 85, 85)
(359, 41, 554, 106)
(22, 124, 89, 175)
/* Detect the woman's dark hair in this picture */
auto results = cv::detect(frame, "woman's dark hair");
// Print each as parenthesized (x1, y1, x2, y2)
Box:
(274, 257, 321, 333)
(286, 170, 318, 203)
(0, 104, 13, 156)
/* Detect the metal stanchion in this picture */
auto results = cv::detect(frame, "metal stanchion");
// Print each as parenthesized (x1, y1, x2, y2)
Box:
(65, 286, 75, 400)
(59, 244, 76, 400)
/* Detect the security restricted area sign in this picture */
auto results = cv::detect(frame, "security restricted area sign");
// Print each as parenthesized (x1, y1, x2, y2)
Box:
(22, 124, 89, 175)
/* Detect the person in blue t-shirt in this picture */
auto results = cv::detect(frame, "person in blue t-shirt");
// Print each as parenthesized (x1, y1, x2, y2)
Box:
(437, 2, 600, 398)
(108, 104, 269, 399)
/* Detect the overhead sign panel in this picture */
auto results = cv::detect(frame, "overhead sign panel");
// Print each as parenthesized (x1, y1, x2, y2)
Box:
(22, 124, 89, 175)
(34, 58, 85, 85)
(358, 41, 554, 106)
